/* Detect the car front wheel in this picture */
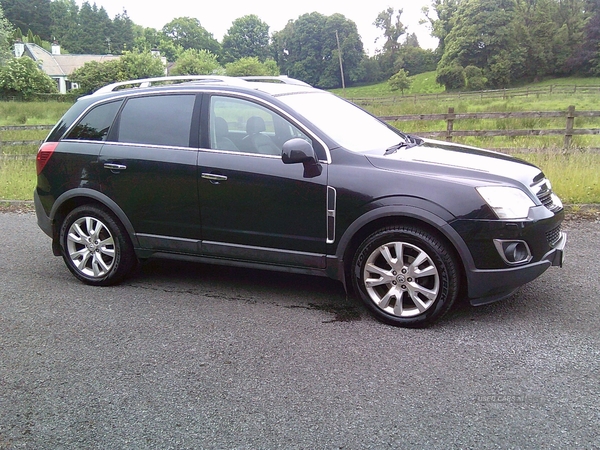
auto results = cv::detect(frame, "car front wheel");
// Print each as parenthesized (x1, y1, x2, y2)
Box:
(59, 205, 136, 286)
(352, 226, 459, 327)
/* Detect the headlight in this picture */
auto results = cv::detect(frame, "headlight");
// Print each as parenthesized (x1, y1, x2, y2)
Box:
(476, 186, 536, 219)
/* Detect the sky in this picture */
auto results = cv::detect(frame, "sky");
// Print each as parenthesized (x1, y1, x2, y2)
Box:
(76, 0, 439, 55)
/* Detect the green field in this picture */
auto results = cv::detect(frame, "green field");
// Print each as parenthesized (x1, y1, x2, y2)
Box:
(1, 76, 599, 204)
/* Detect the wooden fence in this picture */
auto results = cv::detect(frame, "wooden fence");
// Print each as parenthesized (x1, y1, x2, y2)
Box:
(349, 84, 600, 105)
(380, 106, 598, 148)
(1, 105, 599, 151)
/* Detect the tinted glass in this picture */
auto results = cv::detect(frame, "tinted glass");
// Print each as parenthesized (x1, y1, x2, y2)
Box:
(66, 100, 122, 141)
(118, 95, 196, 147)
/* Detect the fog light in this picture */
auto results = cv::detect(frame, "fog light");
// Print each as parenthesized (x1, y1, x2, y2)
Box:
(494, 240, 532, 265)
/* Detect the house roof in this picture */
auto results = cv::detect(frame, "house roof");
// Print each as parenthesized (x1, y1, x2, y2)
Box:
(23, 43, 120, 77)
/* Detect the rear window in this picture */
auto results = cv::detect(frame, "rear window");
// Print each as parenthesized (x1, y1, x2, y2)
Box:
(65, 100, 122, 141)
(117, 95, 196, 148)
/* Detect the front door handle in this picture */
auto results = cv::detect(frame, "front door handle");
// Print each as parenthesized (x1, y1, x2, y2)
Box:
(202, 173, 228, 184)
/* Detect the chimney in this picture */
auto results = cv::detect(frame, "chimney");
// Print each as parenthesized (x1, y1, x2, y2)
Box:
(14, 39, 25, 58)
(51, 41, 61, 55)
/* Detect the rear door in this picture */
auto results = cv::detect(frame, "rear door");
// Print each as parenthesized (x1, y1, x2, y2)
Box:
(97, 93, 202, 253)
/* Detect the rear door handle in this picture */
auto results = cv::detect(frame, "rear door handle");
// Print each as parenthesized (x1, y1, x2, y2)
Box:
(103, 162, 127, 171)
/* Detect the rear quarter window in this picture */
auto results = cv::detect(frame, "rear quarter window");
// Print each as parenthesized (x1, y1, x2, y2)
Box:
(117, 95, 196, 147)
(65, 100, 123, 141)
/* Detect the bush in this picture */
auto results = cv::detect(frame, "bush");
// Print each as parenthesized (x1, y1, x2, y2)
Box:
(464, 65, 487, 91)
(388, 69, 412, 93)
(225, 57, 279, 76)
(70, 51, 166, 94)
(436, 64, 465, 91)
(0, 57, 58, 99)
(170, 49, 223, 75)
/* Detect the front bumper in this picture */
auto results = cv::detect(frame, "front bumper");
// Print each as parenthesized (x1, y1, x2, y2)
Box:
(467, 230, 566, 306)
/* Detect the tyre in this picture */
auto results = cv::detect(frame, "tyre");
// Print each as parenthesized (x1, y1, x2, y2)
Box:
(352, 226, 459, 327)
(59, 205, 136, 286)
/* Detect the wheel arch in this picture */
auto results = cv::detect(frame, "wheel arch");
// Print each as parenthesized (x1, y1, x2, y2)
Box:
(336, 205, 474, 291)
(49, 188, 138, 254)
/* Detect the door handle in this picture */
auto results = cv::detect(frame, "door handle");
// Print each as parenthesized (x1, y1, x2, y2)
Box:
(103, 162, 127, 171)
(202, 173, 228, 184)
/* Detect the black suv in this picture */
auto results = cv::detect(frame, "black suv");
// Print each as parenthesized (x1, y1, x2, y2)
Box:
(34, 76, 566, 327)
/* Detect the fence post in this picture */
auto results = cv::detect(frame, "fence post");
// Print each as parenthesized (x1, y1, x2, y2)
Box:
(564, 105, 575, 149)
(446, 107, 455, 142)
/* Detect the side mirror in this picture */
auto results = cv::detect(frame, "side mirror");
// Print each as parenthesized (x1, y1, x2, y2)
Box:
(281, 138, 322, 178)
(282, 138, 316, 164)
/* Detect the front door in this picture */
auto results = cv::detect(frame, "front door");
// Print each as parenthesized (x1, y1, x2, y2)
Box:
(198, 95, 328, 268)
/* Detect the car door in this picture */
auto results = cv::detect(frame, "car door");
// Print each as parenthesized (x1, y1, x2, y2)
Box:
(198, 94, 328, 269)
(97, 93, 202, 253)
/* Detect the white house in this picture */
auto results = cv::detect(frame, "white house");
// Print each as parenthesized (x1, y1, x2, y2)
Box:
(14, 41, 120, 94)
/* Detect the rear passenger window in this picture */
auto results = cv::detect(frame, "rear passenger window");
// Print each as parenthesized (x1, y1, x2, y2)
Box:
(117, 95, 196, 147)
(66, 100, 122, 141)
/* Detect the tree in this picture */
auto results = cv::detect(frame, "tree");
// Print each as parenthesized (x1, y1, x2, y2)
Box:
(396, 46, 438, 76)
(1, 5, 14, 65)
(110, 10, 135, 54)
(437, 0, 526, 88)
(77, 2, 112, 54)
(225, 57, 279, 76)
(161, 17, 220, 56)
(421, 0, 459, 56)
(170, 49, 222, 75)
(50, 0, 82, 53)
(1, 0, 52, 41)
(373, 7, 406, 78)
(272, 12, 365, 88)
(388, 69, 411, 93)
(566, 0, 600, 75)
(222, 15, 270, 63)
(0, 57, 58, 99)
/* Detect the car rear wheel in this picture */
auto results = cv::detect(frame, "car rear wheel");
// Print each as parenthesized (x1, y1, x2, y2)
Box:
(59, 205, 136, 286)
(352, 226, 459, 327)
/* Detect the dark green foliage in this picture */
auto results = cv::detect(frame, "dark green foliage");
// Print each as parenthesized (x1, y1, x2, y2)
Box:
(0, 56, 58, 98)
(170, 49, 222, 75)
(436, 64, 465, 90)
(388, 69, 411, 93)
(161, 17, 221, 57)
(464, 65, 487, 90)
(1, 0, 51, 40)
(0, 5, 13, 64)
(222, 15, 270, 63)
(225, 57, 279, 76)
(69, 51, 165, 94)
(46, 0, 135, 55)
(272, 12, 365, 88)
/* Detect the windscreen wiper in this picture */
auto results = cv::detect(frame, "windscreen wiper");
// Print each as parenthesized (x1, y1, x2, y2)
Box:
(385, 134, 424, 155)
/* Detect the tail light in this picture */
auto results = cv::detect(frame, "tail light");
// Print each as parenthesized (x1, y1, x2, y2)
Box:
(36, 142, 58, 175)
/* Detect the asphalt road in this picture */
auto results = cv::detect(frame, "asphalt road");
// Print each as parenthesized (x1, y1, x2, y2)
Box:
(1, 212, 599, 449)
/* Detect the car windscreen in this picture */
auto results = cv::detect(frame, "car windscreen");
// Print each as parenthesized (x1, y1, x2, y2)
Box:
(277, 91, 402, 153)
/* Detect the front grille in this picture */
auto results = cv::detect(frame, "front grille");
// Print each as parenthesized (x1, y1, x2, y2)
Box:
(533, 178, 562, 213)
(546, 225, 562, 247)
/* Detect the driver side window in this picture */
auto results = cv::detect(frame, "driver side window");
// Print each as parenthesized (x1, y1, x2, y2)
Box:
(209, 96, 310, 156)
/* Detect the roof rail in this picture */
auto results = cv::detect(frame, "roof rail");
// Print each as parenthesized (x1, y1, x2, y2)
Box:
(93, 75, 311, 95)
(240, 76, 311, 87)
(93, 75, 249, 95)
